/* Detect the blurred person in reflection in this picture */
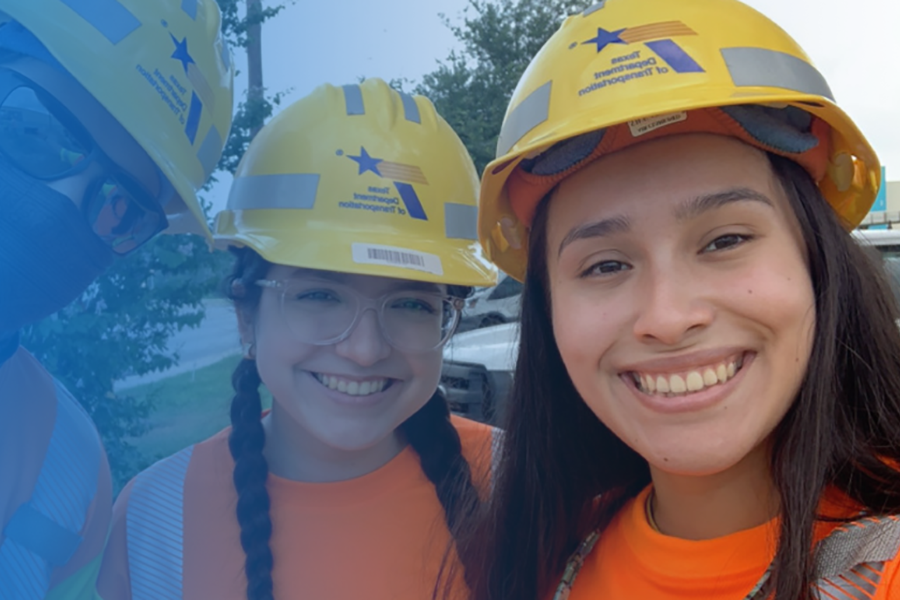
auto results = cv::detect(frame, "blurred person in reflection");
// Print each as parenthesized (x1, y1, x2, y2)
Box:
(452, 0, 900, 599)
(0, 0, 233, 597)
(97, 78, 500, 600)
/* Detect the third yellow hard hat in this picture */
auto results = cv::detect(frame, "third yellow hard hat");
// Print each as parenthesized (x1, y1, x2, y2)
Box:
(480, 0, 880, 281)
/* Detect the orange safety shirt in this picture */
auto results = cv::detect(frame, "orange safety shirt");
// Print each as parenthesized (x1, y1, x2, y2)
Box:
(98, 415, 496, 600)
(569, 485, 900, 600)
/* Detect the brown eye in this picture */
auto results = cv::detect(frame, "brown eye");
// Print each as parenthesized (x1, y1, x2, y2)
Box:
(702, 234, 751, 253)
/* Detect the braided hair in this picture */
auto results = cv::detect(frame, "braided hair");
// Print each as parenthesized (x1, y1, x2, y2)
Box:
(224, 247, 483, 600)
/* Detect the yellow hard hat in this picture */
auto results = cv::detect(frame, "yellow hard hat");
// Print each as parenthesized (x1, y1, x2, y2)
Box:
(0, 0, 235, 240)
(480, 0, 881, 281)
(214, 78, 498, 288)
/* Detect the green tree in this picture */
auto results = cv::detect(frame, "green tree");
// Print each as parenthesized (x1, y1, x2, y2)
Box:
(415, 0, 593, 174)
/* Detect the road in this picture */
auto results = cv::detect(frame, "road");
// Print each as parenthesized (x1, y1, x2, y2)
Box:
(114, 299, 240, 390)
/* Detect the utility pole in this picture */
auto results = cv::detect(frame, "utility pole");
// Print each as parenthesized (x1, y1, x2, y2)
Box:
(246, 0, 264, 138)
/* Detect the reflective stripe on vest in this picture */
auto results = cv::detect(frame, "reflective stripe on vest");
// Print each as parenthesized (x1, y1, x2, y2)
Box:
(127, 445, 193, 600)
(0, 380, 101, 600)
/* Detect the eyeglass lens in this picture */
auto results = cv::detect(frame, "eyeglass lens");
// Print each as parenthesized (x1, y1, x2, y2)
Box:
(279, 280, 457, 351)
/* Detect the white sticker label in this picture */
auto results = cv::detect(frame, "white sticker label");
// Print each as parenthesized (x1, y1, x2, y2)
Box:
(628, 112, 688, 138)
(352, 244, 444, 276)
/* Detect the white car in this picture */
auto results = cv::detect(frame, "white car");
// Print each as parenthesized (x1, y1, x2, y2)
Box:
(440, 322, 518, 423)
(442, 229, 900, 424)
(458, 274, 523, 331)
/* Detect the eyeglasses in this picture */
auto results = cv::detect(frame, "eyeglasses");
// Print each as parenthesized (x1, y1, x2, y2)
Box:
(256, 278, 465, 353)
(0, 70, 168, 255)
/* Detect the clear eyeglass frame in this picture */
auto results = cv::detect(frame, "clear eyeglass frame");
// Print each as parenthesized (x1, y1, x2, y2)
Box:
(255, 278, 466, 353)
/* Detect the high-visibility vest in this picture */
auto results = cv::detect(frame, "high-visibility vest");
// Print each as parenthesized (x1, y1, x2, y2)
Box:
(0, 347, 104, 600)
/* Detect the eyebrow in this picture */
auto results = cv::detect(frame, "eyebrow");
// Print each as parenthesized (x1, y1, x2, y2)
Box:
(557, 187, 774, 258)
(558, 215, 631, 258)
(673, 187, 774, 222)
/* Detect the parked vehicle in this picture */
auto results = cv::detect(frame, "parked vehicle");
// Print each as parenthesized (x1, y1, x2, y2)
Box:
(440, 322, 517, 424)
(457, 274, 523, 331)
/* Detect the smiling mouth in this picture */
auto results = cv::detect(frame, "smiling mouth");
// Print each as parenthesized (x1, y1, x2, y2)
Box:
(626, 353, 748, 397)
(312, 372, 395, 397)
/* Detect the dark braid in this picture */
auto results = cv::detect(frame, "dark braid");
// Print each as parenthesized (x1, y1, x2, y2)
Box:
(225, 248, 276, 600)
(401, 392, 482, 533)
(228, 358, 274, 600)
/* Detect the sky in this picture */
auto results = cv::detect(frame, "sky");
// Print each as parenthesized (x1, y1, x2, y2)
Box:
(204, 0, 900, 213)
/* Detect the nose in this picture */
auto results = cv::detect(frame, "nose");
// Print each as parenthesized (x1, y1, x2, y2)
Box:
(631, 263, 714, 346)
(334, 307, 392, 366)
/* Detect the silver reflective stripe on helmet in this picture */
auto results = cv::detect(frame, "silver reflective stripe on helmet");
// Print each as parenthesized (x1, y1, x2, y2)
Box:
(399, 91, 421, 124)
(721, 47, 834, 100)
(227, 173, 321, 210)
(496, 81, 552, 157)
(445, 203, 478, 240)
(181, 0, 197, 19)
(582, 1, 606, 16)
(128, 446, 194, 600)
(343, 84, 365, 116)
(60, 0, 141, 45)
(196, 125, 224, 180)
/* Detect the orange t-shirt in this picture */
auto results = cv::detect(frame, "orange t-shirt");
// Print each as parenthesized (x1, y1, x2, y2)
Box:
(568, 486, 900, 600)
(98, 415, 495, 600)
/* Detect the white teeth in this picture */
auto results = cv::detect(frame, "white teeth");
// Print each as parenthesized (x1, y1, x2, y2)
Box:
(716, 364, 728, 383)
(315, 374, 387, 396)
(633, 356, 744, 397)
(685, 372, 704, 392)
(656, 376, 670, 393)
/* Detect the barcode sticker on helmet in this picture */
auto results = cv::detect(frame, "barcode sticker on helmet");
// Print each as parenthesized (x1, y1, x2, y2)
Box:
(628, 112, 687, 138)
(352, 244, 444, 276)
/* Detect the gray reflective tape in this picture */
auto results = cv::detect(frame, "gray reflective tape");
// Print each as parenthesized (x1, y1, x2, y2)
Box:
(61, 0, 141, 44)
(343, 84, 365, 115)
(721, 47, 833, 100)
(444, 203, 478, 240)
(128, 446, 193, 600)
(196, 126, 223, 180)
(583, 1, 606, 16)
(181, 0, 197, 19)
(496, 81, 552, 157)
(228, 174, 320, 210)
(399, 91, 421, 124)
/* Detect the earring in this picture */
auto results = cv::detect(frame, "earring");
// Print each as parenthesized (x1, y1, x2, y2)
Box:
(242, 342, 256, 360)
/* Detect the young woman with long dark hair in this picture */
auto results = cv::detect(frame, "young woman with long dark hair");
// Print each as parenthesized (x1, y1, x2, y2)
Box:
(459, 1, 896, 598)
(97, 78, 498, 600)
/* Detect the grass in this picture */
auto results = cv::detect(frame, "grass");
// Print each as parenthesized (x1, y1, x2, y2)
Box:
(127, 354, 272, 464)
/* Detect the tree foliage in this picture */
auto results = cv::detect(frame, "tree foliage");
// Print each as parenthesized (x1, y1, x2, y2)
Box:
(415, 0, 593, 174)
(214, 0, 289, 177)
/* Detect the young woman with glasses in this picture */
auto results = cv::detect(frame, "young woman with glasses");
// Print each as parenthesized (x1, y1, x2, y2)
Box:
(97, 78, 499, 600)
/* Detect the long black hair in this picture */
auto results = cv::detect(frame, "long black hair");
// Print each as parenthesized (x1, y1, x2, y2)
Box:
(224, 248, 482, 600)
(456, 153, 900, 600)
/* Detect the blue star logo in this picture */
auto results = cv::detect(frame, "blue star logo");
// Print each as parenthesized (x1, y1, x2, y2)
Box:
(170, 33, 195, 74)
(347, 147, 383, 176)
(582, 27, 627, 53)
